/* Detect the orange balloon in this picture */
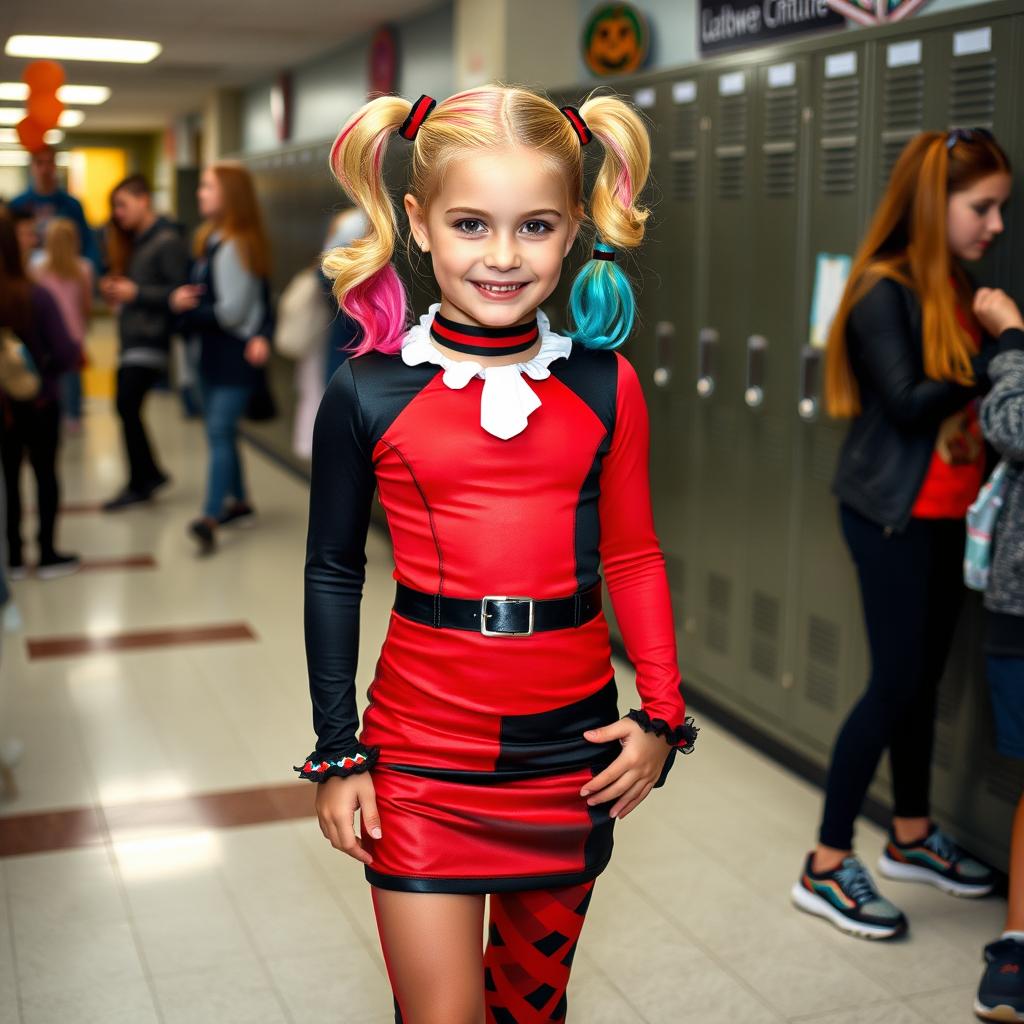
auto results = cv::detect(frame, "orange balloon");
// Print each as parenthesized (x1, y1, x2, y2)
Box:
(27, 92, 63, 130)
(16, 117, 47, 152)
(22, 60, 64, 93)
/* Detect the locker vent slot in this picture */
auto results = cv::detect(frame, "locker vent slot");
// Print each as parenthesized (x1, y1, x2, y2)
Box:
(666, 554, 686, 598)
(806, 615, 840, 709)
(880, 65, 924, 181)
(810, 428, 842, 483)
(820, 77, 859, 194)
(673, 102, 699, 148)
(670, 153, 697, 201)
(751, 591, 780, 680)
(706, 572, 732, 654)
(949, 59, 996, 128)
(985, 751, 1024, 804)
(716, 94, 747, 199)
(763, 88, 798, 197)
(759, 415, 787, 466)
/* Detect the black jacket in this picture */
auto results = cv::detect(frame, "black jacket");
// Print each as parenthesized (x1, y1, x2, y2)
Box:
(118, 216, 189, 367)
(832, 276, 995, 532)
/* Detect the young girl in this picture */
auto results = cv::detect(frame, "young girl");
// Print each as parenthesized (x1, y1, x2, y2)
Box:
(169, 164, 272, 553)
(294, 87, 696, 1023)
(793, 129, 1010, 941)
(32, 217, 91, 432)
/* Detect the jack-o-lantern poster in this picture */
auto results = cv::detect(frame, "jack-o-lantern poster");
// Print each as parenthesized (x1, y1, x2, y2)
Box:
(583, 3, 651, 77)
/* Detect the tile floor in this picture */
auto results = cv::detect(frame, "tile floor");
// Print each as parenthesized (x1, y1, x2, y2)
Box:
(0, 323, 1004, 1022)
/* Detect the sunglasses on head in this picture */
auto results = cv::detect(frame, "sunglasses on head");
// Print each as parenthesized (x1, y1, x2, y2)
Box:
(946, 126, 995, 150)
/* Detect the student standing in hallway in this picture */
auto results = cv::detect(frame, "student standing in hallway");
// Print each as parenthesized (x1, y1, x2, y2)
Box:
(170, 163, 271, 554)
(792, 129, 1011, 940)
(100, 175, 188, 510)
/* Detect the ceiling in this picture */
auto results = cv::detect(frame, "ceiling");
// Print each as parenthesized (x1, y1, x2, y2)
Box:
(1, 0, 443, 134)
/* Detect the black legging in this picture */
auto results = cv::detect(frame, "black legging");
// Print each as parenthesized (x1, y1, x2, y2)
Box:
(116, 365, 165, 493)
(1, 399, 61, 564)
(819, 504, 965, 850)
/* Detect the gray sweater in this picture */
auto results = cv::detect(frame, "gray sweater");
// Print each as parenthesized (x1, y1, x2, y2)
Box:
(978, 329, 1024, 618)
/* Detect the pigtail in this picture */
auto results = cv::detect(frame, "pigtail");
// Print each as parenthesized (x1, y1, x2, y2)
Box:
(321, 95, 412, 355)
(567, 95, 651, 350)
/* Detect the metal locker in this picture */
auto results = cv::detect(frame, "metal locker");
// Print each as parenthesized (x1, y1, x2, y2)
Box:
(789, 41, 874, 762)
(685, 64, 755, 697)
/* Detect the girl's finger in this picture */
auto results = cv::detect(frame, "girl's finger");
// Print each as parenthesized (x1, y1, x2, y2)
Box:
(582, 752, 636, 795)
(358, 790, 383, 841)
(336, 811, 373, 865)
(586, 770, 638, 807)
(612, 781, 653, 819)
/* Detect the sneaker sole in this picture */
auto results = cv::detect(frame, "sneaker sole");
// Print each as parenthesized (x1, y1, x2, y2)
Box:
(6, 568, 27, 581)
(790, 882, 904, 940)
(878, 856, 994, 898)
(35, 563, 81, 580)
(975, 999, 1024, 1022)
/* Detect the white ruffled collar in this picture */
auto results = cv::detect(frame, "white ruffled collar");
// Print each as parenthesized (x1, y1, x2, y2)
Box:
(401, 303, 572, 440)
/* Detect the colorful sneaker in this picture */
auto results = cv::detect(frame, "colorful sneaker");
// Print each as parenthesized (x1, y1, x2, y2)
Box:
(879, 825, 996, 898)
(792, 853, 908, 940)
(976, 938, 1024, 1022)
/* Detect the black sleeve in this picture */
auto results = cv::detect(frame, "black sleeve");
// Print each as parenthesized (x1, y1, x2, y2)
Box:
(295, 360, 380, 782)
(849, 278, 981, 428)
(135, 233, 190, 309)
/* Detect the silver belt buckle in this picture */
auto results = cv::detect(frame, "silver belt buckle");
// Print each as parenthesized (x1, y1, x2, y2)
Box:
(480, 595, 535, 637)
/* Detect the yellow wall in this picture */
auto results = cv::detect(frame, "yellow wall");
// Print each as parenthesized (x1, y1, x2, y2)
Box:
(66, 148, 127, 226)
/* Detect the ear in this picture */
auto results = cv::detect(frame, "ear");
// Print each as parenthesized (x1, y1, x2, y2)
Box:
(404, 193, 429, 250)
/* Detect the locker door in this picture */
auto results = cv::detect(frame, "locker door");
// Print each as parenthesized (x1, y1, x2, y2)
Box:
(790, 42, 873, 760)
(732, 56, 811, 728)
(686, 66, 753, 695)
(652, 73, 704, 666)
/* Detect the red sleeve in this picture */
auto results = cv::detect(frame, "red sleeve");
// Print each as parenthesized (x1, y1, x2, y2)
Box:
(598, 353, 688, 737)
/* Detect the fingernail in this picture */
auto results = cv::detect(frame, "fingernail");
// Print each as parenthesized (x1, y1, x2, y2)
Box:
(580, 789, 590, 797)
(610, 810, 618, 818)
(370, 828, 382, 840)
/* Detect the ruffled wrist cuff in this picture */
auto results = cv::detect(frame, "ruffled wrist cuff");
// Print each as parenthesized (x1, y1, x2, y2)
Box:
(626, 709, 698, 754)
(293, 744, 380, 782)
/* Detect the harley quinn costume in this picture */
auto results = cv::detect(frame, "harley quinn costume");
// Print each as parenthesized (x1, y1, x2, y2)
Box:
(295, 301, 695, 1021)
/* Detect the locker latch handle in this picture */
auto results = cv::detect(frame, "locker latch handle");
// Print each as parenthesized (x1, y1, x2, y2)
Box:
(654, 321, 674, 388)
(745, 335, 767, 409)
(798, 345, 822, 421)
(697, 328, 718, 398)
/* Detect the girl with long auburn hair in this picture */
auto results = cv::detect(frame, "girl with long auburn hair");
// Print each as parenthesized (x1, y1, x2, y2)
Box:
(792, 130, 1012, 941)
(32, 217, 92, 431)
(295, 86, 696, 1023)
(170, 162, 272, 553)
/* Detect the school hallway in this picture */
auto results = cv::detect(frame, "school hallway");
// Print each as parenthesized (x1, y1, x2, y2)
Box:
(0, 322, 1006, 1023)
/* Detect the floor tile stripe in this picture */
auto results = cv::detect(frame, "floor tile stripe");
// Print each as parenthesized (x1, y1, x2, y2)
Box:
(26, 622, 257, 660)
(0, 783, 314, 857)
(77, 555, 158, 572)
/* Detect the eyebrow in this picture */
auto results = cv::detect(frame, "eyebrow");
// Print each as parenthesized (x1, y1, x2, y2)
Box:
(445, 207, 563, 219)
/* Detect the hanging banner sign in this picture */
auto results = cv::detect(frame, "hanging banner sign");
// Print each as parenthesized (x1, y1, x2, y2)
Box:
(699, 0, 845, 54)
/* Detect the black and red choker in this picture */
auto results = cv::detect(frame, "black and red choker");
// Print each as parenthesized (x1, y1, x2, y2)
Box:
(429, 312, 540, 357)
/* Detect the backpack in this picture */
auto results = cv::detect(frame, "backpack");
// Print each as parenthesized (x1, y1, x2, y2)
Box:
(274, 267, 330, 360)
(965, 459, 1009, 591)
(0, 329, 41, 402)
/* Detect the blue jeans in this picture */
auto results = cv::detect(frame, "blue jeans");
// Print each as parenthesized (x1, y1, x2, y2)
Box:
(61, 371, 82, 421)
(201, 384, 250, 520)
(988, 655, 1024, 760)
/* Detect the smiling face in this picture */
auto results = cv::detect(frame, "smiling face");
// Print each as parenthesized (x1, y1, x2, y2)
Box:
(947, 171, 1012, 262)
(405, 148, 580, 329)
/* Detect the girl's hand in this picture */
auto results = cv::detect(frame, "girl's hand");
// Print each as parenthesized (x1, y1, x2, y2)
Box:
(581, 718, 672, 820)
(245, 335, 271, 366)
(974, 288, 1024, 337)
(314, 773, 382, 865)
(169, 284, 204, 314)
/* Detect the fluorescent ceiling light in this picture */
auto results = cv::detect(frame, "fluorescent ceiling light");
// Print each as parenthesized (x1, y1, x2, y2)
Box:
(5, 35, 161, 64)
(0, 150, 30, 166)
(0, 84, 112, 105)
(0, 128, 16, 144)
(0, 107, 83, 128)
(44, 128, 64, 144)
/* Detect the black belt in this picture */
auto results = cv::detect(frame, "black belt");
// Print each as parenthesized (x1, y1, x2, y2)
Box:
(394, 581, 602, 637)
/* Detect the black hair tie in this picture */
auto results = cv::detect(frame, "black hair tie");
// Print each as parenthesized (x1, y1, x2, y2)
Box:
(560, 105, 592, 146)
(399, 95, 436, 141)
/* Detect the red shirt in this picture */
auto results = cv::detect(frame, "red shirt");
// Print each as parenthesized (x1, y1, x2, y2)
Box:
(911, 301, 983, 520)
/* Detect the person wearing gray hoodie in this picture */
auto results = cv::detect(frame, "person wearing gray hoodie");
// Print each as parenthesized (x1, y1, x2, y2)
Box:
(974, 286, 1024, 1022)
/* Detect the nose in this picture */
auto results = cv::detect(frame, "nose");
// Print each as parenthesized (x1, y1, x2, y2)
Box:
(483, 232, 520, 272)
(990, 207, 1005, 236)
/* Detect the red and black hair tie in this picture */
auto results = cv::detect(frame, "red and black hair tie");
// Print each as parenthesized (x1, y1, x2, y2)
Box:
(560, 105, 592, 146)
(399, 94, 436, 141)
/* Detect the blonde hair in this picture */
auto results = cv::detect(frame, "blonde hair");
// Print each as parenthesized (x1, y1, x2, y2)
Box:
(322, 86, 651, 354)
(42, 217, 86, 281)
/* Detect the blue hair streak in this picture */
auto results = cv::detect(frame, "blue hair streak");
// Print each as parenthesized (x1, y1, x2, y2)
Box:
(568, 241, 636, 350)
